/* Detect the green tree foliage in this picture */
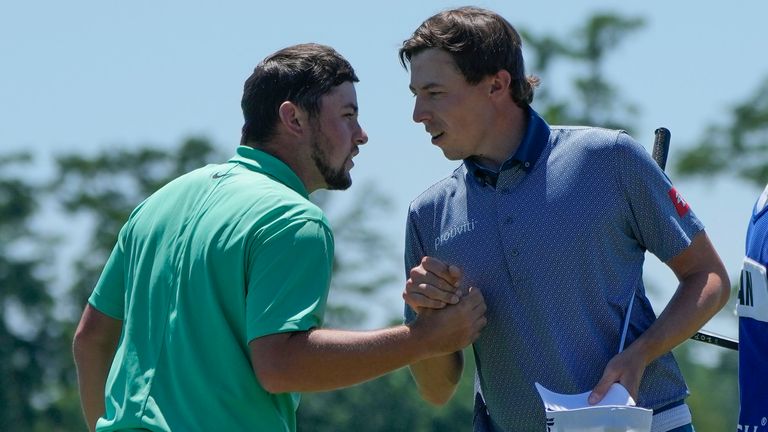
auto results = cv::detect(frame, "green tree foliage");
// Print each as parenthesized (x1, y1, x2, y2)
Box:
(0, 154, 73, 431)
(298, 348, 476, 432)
(53, 137, 221, 307)
(312, 186, 399, 328)
(675, 341, 739, 431)
(675, 76, 768, 186)
(522, 13, 644, 132)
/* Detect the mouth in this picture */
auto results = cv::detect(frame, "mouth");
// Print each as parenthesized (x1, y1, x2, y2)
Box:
(346, 148, 359, 169)
(430, 131, 445, 144)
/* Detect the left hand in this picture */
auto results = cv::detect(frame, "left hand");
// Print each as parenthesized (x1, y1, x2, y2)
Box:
(404, 256, 463, 314)
(588, 349, 648, 405)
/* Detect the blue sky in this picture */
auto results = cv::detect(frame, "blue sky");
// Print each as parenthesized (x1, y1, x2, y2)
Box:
(3, 1, 767, 338)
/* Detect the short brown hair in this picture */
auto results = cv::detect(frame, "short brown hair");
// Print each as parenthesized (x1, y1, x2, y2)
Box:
(399, 6, 539, 108)
(241, 43, 358, 146)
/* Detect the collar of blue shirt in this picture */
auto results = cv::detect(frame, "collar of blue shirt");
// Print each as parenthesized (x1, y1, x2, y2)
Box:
(465, 107, 551, 187)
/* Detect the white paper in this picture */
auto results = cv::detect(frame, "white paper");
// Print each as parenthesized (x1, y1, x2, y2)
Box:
(535, 382, 636, 411)
(535, 382, 653, 432)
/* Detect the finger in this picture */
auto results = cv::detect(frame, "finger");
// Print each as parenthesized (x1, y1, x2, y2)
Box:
(463, 287, 486, 307)
(475, 300, 487, 316)
(405, 272, 458, 301)
(409, 264, 457, 292)
(463, 289, 487, 315)
(421, 257, 461, 286)
(420, 256, 448, 272)
(416, 282, 460, 304)
(617, 379, 640, 402)
(403, 290, 451, 310)
(448, 265, 463, 283)
(409, 267, 459, 294)
(423, 272, 461, 295)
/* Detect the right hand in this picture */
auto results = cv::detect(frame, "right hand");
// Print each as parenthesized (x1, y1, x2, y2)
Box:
(404, 256, 464, 314)
(412, 286, 487, 356)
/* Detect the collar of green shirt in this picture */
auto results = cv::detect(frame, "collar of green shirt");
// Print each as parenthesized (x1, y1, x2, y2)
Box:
(229, 145, 309, 198)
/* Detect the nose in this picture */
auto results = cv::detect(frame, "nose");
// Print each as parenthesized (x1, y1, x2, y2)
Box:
(412, 96, 430, 124)
(355, 125, 368, 145)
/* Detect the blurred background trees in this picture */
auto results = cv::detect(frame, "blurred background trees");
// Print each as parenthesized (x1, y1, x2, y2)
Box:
(674, 76, 768, 187)
(1, 10, 762, 431)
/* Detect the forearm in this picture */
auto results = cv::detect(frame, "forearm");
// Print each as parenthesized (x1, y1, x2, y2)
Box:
(629, 268, 728, 363)
(590, 233, 730, 403)
(253, 325, 432, 393)
(73, 305, 121, 432)
(73, 340, 116, 431)
(252, 287, 486, 394)
(409, 351, 464, 405)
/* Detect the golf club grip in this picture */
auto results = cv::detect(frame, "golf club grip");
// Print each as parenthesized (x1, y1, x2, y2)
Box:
(652, 127, 671, 170)
(691, 330, 739, 351)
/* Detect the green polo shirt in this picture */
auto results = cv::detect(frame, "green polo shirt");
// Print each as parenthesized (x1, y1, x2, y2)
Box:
(89, 146, 334, 432)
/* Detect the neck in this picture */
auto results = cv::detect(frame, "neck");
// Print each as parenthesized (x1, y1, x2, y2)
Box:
(245, 138, 324, 193)
(472, 104, 528, 171)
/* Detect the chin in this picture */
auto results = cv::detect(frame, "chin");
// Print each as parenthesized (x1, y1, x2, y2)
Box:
(326, 174, 352, 191)
(441, 149, 465, 161)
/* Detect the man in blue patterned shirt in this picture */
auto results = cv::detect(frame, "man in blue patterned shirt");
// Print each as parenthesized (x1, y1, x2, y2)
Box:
(398, 6, 730, 431)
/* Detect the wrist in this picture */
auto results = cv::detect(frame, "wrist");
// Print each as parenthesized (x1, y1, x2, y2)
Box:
(405, 316, 440, 361)
(624, 336, 655, 367)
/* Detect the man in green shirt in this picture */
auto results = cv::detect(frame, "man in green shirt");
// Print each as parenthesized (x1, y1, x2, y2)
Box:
(73, 43, 488, 432)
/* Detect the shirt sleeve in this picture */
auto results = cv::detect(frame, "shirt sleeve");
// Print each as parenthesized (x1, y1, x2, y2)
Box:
(88, 229, 127, 320)
(403, 206, 427, 324)
(615, 131, 705, 262)
(246, 218, 334, 342)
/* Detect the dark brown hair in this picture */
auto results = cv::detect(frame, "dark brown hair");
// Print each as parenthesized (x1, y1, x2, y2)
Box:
(399, 6, 539, 108)
(240, 43, 358, 146)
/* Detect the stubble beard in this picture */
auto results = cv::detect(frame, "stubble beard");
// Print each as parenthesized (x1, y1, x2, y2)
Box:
(309, 123, 352, 191)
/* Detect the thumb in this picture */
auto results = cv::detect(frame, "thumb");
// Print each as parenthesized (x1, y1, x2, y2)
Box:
(588, 372, 616, 405)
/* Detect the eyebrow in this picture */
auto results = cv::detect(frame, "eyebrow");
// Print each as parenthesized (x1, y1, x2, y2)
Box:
(409, 83, 442, 94)
(342, 103, 359, 113)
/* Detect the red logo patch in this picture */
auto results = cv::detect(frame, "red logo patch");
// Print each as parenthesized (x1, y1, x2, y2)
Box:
(668, 187, 690, 217)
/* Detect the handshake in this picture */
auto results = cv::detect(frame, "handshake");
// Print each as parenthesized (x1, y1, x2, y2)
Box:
(404, 257, 488, 356)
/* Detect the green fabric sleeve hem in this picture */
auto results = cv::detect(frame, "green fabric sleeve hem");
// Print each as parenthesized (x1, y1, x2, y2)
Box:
(87, 294, 124, 320)
(247, 317, 320, 343)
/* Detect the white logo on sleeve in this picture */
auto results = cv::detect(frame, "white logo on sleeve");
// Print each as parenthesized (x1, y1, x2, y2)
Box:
(740, 257, 768, 323)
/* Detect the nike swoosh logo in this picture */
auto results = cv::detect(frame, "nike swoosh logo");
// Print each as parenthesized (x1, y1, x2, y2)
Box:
(212, 172, 226, 179)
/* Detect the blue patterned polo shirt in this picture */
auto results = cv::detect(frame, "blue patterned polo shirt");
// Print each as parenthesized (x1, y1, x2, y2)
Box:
(404, 108, 704, 431)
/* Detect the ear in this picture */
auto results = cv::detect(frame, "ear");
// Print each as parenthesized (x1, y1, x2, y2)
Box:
(488, 69, 512, 99)
(278, 101, 307, 137)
